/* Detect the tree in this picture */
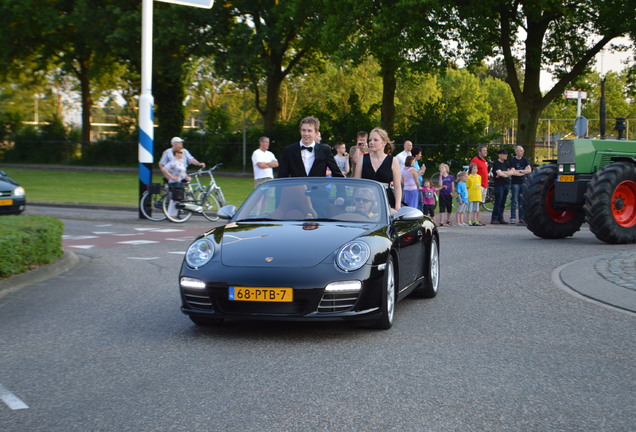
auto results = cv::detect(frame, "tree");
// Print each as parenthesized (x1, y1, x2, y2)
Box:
(325, 0, 447, 136)
(454, 0, 636, 159)
(0, 0, 126, 153)
(209, 0, 326, 132)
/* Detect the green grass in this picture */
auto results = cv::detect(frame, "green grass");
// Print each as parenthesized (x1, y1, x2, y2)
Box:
(6, 168, 255, 207)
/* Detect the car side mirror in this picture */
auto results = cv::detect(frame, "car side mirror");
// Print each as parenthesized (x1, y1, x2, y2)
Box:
(218, 205, 236, 220)
(393, 206, 424, 221)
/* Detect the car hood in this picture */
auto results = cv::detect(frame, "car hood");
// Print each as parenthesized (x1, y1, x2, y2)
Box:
(217, 221, 378, 268)
(0, 178, 19, 191)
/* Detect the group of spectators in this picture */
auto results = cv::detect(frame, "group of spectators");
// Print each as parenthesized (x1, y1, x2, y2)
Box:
(160, 115, 532, 223)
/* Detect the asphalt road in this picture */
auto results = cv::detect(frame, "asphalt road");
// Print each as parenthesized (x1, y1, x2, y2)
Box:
(1, 206, 634, 431)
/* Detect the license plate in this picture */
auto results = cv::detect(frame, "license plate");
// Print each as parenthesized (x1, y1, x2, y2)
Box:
(228, 286, 293, 302)
(0, 199, 13, 206)
(559, 175, 575, 182)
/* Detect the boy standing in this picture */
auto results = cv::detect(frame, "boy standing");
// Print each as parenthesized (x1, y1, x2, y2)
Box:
(455, 171, 468, 226)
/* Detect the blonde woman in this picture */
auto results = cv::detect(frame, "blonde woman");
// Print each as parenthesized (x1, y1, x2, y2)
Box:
(354, 127, 402, 211)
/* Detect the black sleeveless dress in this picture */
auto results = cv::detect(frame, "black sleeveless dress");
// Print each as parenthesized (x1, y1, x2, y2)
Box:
(361, 153, 396, 207)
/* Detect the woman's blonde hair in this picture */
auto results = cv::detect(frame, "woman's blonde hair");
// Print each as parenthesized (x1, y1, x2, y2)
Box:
(370, 127, 394, 154)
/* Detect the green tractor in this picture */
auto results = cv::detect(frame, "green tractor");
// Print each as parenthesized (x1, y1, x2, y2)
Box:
(523, 138, 636, 244)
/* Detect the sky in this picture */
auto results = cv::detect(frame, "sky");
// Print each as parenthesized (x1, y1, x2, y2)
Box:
(540, 37, 635, 91)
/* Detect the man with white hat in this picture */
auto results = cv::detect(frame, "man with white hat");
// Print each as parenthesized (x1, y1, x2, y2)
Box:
(159, 136, 206, 181)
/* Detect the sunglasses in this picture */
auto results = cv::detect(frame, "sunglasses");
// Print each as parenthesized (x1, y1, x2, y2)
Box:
(355, 197, 372, 203)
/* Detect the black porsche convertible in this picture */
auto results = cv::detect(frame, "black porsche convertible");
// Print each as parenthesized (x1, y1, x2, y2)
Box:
(179, 177, 439, 329)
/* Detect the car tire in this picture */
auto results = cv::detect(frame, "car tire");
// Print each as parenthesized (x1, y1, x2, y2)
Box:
(412, 235, 439, 298)
(189, 315, 223, 326)
(373, 255, 396, 330)
(584, 162, 636, 244)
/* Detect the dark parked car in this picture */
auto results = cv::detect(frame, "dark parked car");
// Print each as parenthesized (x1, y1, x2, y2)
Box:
(179, 177, 439, 329)
(0, 170, 26, 214)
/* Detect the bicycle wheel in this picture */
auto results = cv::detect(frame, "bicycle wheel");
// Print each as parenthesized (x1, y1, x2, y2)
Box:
(481, 186, 495, 212)
(215, 187, 226, 206)
(198, 191, 221, 222)
(140, 191, 168, 221)
(163, 191, 194, 223)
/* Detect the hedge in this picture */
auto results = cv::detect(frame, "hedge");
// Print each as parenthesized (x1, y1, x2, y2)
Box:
(0, 215, 64, 279)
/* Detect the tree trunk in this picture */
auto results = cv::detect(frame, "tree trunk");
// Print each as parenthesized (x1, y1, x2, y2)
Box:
(154, 71, 185, 153)
(515, 100, 543, 163)
(78, 59, 92, 156)
(380, 67, 397, 137)
(262, 70, 283, 133)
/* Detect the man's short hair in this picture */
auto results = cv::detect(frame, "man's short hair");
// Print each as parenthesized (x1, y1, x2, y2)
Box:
(357, 131, 368, 139)
(299, 116, 320, 131)
(258, 136, 269, 143)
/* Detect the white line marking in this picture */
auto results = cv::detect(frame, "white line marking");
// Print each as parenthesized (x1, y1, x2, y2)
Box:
(0, 383, 29, 410)
(168, 251, 186, 255)
(63, 235, 98, 240)
(127, 257, 160, 260)
(68, 245, 95, 249)
(118, 240, 159, 245)
(111, 233, 140, 237)
(166, 238, 189, 242)
(92, 231, 114, 234)
(96, 224, 112, 227)
(134, 227, 156, 231)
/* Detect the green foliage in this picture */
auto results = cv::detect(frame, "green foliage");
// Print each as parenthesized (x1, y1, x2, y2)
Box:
(78, 140, 138, 166)
(4, 119, 78, 163)
(405, 97, 492, 166)
(0, 215, 63, 279)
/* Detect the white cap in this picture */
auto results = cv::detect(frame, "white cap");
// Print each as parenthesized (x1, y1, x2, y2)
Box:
(171, 136, 184, 144)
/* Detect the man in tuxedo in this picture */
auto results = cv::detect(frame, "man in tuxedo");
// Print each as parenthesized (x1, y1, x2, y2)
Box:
(278, 116, 344, 178)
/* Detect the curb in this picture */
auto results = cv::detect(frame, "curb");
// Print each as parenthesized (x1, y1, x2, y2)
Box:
(558, 253, 636, 314)
(0, 251, 80, 300)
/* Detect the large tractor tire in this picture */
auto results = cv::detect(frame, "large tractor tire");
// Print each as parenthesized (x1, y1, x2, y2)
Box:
(522, 164, 586, 239)
(584, 161, 636, 244)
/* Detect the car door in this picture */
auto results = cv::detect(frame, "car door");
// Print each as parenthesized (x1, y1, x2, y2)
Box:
(392, 216, 425, 292)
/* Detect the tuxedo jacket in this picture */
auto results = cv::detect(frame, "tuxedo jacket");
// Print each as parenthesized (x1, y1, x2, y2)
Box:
(278, 143, 344, 178)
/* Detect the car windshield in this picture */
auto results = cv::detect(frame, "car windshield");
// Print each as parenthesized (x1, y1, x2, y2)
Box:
(234, 178, 387, 223)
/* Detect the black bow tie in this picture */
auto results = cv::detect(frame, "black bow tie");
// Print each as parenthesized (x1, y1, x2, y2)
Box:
(301, 146, 313, 152)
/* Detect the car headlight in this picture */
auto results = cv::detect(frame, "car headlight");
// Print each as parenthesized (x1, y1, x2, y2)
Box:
(336, 241, 370, 272)
(13, 186, 25, 197)
(185, 238, 215, 268)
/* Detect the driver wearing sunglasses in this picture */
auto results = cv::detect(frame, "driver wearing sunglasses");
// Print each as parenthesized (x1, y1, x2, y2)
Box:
(353, 188, 376, 218)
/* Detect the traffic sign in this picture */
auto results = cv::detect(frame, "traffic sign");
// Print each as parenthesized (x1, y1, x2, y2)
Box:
(157, 0, 214, 8)
(564, 90, 588, 99)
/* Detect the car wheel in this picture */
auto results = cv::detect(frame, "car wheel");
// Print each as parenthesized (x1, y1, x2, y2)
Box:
(412, 235, 439, 298)
(189, 316, 223, 326)
(374, 255, 395, 330)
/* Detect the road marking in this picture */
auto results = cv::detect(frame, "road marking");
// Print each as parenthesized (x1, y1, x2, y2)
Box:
(166, 237, 190, 242)
(0, 383, 29, 410)
(117, 240, 159, 245)
(96, 224, 112, 227)
(68, 245, 95, 249)
(92, 231, 115, 234)
(127, 257, 160, 260)
(168, 251, 186, 255)
(63, 235, 98, 240)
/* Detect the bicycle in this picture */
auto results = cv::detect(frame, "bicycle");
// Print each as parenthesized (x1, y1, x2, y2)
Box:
(163, 163, 226, 223)
(140, 181, 169, 221)
(481, 180, 511, 212)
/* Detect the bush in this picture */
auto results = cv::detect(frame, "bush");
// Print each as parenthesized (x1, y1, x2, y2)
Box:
(0, 215, 64, 279)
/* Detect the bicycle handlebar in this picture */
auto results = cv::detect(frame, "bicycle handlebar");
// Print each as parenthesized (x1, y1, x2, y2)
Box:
(187, 163, 222, 177)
